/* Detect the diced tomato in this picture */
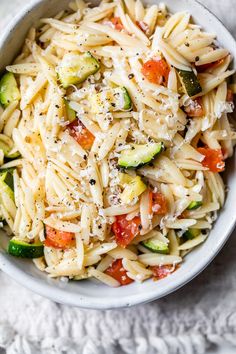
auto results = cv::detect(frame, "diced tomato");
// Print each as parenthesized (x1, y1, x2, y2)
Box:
(148, 190, 153, 215)
(227, 89, 234, 103)
(184, 97, 205, 117)
(151, 265, 177, 280)
(196, 57, 225, 73)
(136, 21, 150, 35)
(141, 59, 170, 86)
(68, 119, 95, 150)
(105, 259, 134, 285)
(178, 211, 188, 219)
(44, 226, 75, 249)
(112, 215, 141, 248)
(111, 17, 124, 31)
(197, 147, 225, 172)
(151, 192, 168, 215)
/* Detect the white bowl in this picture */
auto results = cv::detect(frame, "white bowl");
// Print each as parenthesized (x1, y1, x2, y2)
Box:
(0, 0, 236, 309)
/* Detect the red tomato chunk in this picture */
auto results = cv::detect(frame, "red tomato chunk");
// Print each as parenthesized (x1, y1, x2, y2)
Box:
(151, 192, 168, 215)
(141, 59, 170, 86)
(111, 17, 124, 31)
(105, 259, 134, 285)
(136, 21, 150, 35)
(68, 119, 95, 150)
(196, 58, 225, 73)
(44, 226, 75, 249)
(151, 265, 177, 280)
(112, 215, 141, 248)
(197, 147, 225, 172)
(227, 89, 234, 103)
(184, 97, 204, 117)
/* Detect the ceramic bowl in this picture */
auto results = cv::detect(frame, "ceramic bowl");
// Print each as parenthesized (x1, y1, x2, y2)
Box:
(0, 0, 236, 309)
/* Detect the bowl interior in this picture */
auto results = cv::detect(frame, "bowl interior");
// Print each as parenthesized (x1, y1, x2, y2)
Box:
(0, 0, 236, 309)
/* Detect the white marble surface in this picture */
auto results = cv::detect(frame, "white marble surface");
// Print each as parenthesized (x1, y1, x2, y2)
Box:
(0, 1, 236, 354)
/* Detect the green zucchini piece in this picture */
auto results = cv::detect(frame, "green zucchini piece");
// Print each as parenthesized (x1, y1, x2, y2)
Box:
(8, 239, 44, 258)
(120, 87, 132, 110)
(5, 147, 21, 159)
(0, 72, 20, 107)
(64, 99, 76, 122)
(91, 87, 132, 114)
(187, 201, 203, 210)
(178, 70, 202, 97)
(121, 176, 147, 203)
(142, 238, 169, 254)
(0, 134, 13, 156)
(0, 136, 20, 159)
(0, 168, 14, 190)
(118, 142, 164, 168)
(0, 169, 15, 222)
(58, 52, 100, 88)
(0, 168, 14, 200)
(0, 207, 4, 222)
(183, 228, 201, 241)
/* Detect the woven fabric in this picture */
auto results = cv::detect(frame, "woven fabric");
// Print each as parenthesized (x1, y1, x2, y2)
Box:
(0, 1, 236, 353)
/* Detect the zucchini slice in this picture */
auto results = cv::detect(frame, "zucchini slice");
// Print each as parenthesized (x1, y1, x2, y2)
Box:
(58, 52, 100, 88)
(121, 87, 132, 110)
(6, 147, 21, 160)
(183, 228, 201, 241)
(178, 70, 202, 97)
(0, 134, 13, 156)
(0, 168, 14, 200)
(91, 87, 132, 114)
(0, 135, 20, 159)
(120, 176, 147, 204)
(0, 168, 14, 190)
(118, 142, 164, 168)
(142, 238, 169, 254)
(187, 201, 203, 210)
(64, 99, 76, 122)
(0, 72, 20, 107)
(8, 239, 44, 258)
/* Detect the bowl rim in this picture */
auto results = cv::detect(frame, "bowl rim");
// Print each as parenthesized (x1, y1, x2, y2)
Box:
(0, 0, 236, 309)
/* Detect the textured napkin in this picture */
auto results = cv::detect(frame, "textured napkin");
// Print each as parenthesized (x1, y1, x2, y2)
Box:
(0, 1, 236, 354)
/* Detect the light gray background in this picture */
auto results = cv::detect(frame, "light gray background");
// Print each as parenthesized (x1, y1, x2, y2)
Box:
(0, 1, 236, 354)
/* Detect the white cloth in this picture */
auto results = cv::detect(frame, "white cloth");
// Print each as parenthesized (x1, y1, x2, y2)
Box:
(0, 1, 236, 353)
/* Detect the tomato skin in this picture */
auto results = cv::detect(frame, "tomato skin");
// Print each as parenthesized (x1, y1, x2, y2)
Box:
(151, 192, 168, 215)
(151, 265, 177, 280)
(184, 97, 205, 117)
(196, 58, 225, 73)
(111, 17, 124, 31)
(141, 59, 170, 86)
(136, 21, 150, 35)
(44, 226, 75, 249)
(197, 147, 225, 172)
(112, 215, 141, 248)
(68, 119, 95, 150)
(105, 259, 134, 285)
(227, 89, 234, 103)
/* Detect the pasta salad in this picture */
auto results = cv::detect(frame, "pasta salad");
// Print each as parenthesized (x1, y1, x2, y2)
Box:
(0, 0, 235, 287)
